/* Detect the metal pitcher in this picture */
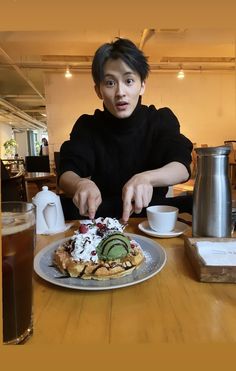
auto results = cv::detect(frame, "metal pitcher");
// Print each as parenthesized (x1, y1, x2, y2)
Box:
(192, 146, 232, 237)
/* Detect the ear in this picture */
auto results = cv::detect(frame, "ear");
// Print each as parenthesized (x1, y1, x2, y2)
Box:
(94, 85, 103, 100)
(140, 80, 146, 96)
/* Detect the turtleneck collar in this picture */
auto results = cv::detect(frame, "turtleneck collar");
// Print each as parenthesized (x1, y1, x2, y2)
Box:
(100, 97, 146, 133)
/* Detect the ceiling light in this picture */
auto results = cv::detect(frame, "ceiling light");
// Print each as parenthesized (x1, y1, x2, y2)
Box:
(65, 66, 72, 78)
(177, 68, 185, 79)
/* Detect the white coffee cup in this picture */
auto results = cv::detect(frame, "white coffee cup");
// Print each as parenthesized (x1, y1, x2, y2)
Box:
(146, 205, 179, 232)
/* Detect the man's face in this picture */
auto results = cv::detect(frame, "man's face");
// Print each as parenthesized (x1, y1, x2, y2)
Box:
(95, 58, 145, 119)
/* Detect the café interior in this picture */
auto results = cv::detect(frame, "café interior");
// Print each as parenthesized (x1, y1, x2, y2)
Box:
(1, 22, 236, 345)
(0, 27, 235, 201)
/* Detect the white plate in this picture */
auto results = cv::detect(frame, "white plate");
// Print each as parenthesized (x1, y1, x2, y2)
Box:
(138, 220, 189, 238)
(34, 233, 167, 291)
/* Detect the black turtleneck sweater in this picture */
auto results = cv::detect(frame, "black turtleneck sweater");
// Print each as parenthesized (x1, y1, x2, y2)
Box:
(59, 101, 193, 217)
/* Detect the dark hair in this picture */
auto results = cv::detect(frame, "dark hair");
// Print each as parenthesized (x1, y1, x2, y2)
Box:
(42, 137, 48, 145)
(92, 38, 150, 85)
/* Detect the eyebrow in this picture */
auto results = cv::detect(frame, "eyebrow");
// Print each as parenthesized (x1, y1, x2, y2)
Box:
(104, 71, 136, 78)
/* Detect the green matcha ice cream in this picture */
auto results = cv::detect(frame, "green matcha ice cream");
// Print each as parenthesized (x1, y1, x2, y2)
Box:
(96, 232, 131, 260)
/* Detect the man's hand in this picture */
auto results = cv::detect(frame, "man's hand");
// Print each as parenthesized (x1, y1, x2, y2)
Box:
(73, 179, 102, 220)
(121, 174, 153, 223)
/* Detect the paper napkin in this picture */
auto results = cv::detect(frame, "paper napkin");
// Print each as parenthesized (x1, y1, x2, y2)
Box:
(195, 241, 236, 266)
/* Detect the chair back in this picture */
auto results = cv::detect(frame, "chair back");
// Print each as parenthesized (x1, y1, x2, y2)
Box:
(25, 155, 50, 172)
(224, 141, 236, 163)
(1, 172, 27, 201)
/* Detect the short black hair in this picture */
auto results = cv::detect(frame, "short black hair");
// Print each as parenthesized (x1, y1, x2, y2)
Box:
(92, 38, 150, 85)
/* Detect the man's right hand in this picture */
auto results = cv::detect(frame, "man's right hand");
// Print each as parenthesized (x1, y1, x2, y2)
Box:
(72, 178, 102, 220)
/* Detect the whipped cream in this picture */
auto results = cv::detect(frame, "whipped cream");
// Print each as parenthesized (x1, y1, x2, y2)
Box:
(70, 217, 124, 263)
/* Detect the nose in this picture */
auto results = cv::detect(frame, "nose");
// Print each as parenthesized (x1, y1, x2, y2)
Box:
(115, 82, 126, 97)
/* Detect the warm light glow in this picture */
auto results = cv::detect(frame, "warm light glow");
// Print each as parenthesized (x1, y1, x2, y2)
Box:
(65, 66, 72, 78)
(177, 69, 185, 79)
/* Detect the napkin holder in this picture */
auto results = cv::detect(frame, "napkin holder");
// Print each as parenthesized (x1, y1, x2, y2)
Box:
(184, 237, 236, 283)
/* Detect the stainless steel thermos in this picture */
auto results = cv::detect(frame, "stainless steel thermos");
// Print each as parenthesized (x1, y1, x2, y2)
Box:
(192, 146, 232, 237)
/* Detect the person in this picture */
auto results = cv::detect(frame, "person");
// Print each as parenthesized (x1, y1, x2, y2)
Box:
(59, 38, 193, 223)
(39, 137, 48, 156)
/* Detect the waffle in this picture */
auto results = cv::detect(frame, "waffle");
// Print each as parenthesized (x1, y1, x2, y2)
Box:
(53, 218, 145, 280)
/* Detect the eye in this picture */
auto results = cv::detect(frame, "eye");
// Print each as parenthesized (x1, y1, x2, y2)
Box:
(126, 78, 134, 85)
(104, 79, 115, 87)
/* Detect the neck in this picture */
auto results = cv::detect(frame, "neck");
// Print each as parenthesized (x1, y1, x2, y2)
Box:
(103, 97, 143, 128)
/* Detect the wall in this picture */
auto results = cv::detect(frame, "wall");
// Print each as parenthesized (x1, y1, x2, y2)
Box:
(145, 70, 235, 146)
(45, 69, 236, 160)
(44, 71, 102, 155)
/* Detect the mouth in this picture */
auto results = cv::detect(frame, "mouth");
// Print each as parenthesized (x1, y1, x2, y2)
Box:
(115, 101, 129, 111)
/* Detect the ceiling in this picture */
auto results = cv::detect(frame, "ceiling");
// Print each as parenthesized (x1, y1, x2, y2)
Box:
(0, 28, 235, 131)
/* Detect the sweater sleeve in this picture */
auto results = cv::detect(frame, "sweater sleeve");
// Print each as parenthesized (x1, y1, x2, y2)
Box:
(58, 115, 95, 179)
(149, 107, 193, 176)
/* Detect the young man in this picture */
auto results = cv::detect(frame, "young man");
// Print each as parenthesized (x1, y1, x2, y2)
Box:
(59, 38, 193, 222)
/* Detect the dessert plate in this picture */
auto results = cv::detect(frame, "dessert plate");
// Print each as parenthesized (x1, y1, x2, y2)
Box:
(34, 233, 167, 291)
(138, 220, 189, 238)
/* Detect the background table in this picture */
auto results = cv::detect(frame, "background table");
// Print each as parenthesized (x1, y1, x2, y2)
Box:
(25, 172, 56, 189)
(25, 172, 57, 200)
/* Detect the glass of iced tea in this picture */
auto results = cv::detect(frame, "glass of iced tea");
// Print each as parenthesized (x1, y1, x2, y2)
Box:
(1, 202, 36, 345)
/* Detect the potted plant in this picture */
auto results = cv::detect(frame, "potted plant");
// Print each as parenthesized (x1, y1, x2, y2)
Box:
(35, 140, 41, 156)
(3, 138, 18, 158)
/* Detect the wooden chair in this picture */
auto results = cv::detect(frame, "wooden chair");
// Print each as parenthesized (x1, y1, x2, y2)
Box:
(224, 141, 236, 162)
(1, 171, 27, 202)
(224, 141, 236, 188)
(1, 159, 11, 180)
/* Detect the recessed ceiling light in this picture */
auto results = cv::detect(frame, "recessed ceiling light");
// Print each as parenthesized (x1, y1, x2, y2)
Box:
(65, 66, 72, 78)
(177, 69, 185, 79)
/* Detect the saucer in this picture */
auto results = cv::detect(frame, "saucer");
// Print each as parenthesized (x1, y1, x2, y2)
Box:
(138, 220, 189, 238)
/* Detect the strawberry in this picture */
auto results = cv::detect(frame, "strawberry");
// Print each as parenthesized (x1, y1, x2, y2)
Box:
(96, 222, 105, 229)
(130, 242, 136, 249)
(79, 224, 89, 234)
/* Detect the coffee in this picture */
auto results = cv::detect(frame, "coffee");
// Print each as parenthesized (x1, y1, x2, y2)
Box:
(2, 207, 35, 344)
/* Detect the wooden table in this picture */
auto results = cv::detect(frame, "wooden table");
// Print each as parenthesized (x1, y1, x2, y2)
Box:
(27, 218, 236, 344)
(25, 172, 56, 187)
(173, 178, 194, 196)
(174, 179, 236, 202)
(24, 172, 57, 200)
